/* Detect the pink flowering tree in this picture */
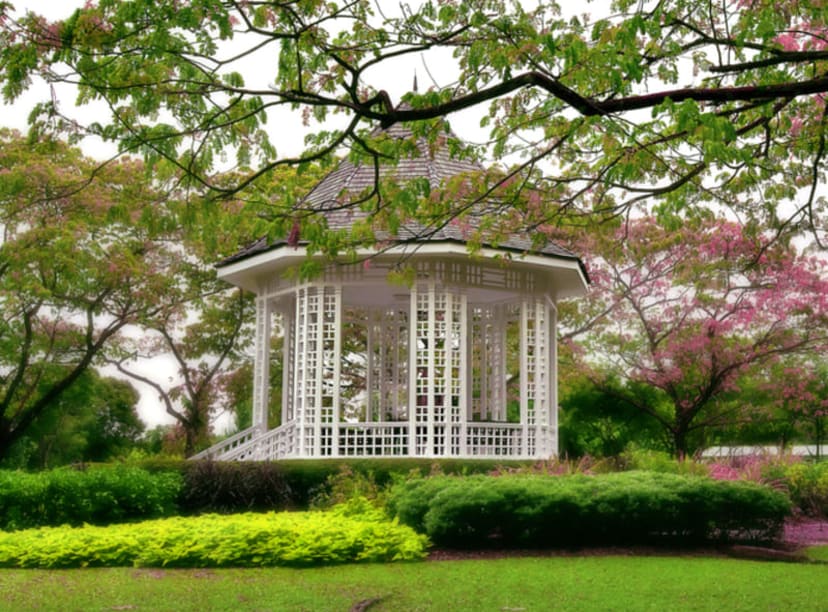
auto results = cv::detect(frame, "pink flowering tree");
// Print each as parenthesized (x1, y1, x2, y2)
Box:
(580, 217, 828, 458)
(757, 360, 828, 459)
(0, 129, 180, 461)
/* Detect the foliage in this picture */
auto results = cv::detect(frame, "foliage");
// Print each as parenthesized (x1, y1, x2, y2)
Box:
(0, 129, 179, 461)
(559, 376, 668, 457)
(0, 503, 428, 568)
(6, 1, 828, 250)
(135, 458, 520, 513)
(177, 459, 294, 514)
(0, 465, 182, 531)
(309, 464, 386, 509)
(578, 217, 828, 458)
(782, 461, 828, 517)
(620, 445, 709, 476)
(386, 472, 791, 548)
(1, 368, 144, 470)
(700, 454, 828, 517)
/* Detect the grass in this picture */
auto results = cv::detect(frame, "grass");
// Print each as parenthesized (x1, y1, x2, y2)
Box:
(805, 545, 828, 562)
(0, 556, 826, 611)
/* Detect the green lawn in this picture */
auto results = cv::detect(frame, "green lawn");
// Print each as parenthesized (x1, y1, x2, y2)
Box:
(1, 556, 826, 611)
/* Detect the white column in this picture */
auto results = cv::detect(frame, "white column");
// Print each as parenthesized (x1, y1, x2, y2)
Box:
(519, 299, 530, 457)
(407, 285, 419, 456)
(458, 293, 468, 456)
(548, 297, 559, 457)
(331, 285, 342, 456)
(366, 309, 376, 422)
(281, 305, 294, 425)
(293, 288, 309, 456)
(252, 296, 271, 432)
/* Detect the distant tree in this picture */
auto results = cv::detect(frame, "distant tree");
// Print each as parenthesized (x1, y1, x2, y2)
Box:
(3, 368, 143, 469)
(579, 217, 828, 458)
(111, 286, 254, 457)
(559, 376, 668, 458)
(106, 161, 323, 455)
(759, 359, 828, 458)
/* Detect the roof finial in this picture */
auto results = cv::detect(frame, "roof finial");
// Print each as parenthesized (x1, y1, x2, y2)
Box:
(413, 70, 418, 93)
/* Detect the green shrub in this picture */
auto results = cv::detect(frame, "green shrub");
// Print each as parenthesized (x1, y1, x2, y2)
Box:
(780, 461, 828, 517)
(0, 466, 181, 531)
(0, 501, 428, 568)
(386, 472, 791, 548)
(621, 445, 709, 476)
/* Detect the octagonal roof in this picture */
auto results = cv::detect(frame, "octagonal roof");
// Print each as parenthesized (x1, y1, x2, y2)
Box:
(218, 111, 589, 294)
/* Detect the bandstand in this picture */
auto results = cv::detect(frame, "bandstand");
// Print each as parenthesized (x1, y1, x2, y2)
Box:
(195, 122, 589, 461)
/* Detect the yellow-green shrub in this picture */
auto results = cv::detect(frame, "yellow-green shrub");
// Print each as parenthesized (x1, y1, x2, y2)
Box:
(0, 500, 427, 568)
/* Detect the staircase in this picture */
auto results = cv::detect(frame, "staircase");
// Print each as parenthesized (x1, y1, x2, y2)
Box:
(190, 422, 298, 461)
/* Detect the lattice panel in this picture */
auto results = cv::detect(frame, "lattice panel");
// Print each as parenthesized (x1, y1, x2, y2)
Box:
(466, 424, 524, 456)
(366, 309, 409, 422)
(291, 285, 341, 456)
(412, 284, 466, 456)
(470, 305, 508, 422)
(521, 299, 551, 428)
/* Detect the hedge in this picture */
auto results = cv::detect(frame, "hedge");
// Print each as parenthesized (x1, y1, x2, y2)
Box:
(0, 500, 428, 568)
(0, 459, 519, 529)
(386, 471, 792, 548)
(0, 465, 181, 531)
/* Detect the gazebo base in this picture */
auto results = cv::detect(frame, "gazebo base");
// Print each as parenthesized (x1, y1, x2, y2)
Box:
(192, 421, 556, 461)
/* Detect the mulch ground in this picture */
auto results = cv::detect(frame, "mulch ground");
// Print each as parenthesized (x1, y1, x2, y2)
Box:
(426, 517, 828, 562)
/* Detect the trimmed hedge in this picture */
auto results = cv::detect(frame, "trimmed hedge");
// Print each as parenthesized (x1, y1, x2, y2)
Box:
(386, 471, 792, 548)
(0, 500, 428, 568)
(0, 466, 181, 531)
(0, 459, 520, 529)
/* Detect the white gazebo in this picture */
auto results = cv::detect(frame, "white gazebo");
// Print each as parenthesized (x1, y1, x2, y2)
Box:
(195, 122, 589, 461)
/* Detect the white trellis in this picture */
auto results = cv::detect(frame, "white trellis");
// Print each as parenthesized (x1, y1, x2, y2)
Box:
(195, 253, 588, 461)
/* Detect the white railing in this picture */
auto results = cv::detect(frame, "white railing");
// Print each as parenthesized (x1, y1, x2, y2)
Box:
(466, 423, 527, 457)
(218, 421, 298, 461)
(190, 425, 259, 461)
(191, 421, 550, 461)
(338, 423, 410, 456)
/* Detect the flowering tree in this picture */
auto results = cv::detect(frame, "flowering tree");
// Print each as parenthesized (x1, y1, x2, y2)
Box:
(0, 129, 178, 460)
(4, 1, 828, 247)
(580, 217, 828, 458)
(759, 360, 828, 458)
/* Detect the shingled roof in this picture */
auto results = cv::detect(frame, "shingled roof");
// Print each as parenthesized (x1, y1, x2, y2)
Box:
(219, 115, 582, 268)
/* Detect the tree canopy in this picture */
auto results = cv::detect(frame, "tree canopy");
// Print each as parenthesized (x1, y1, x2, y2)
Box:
(0, 128, 182, 459)
(577, 216, 828, 456)
(3, 0, 828, 247)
